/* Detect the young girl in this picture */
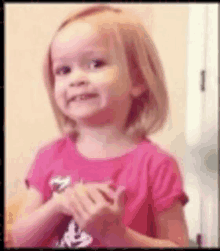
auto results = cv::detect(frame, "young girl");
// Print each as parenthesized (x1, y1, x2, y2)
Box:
(11, 4, 189, 248)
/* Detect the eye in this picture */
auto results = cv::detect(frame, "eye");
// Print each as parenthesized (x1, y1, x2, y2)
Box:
(55, 66, 71, 75)
(89, 59, 106, 69)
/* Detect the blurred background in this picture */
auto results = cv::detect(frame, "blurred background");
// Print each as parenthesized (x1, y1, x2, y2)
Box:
(5, 3, 218, 247)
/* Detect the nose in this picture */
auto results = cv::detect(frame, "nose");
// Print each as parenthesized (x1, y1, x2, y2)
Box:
(69, 81, 87, 87)
(68, 68, 89, 88)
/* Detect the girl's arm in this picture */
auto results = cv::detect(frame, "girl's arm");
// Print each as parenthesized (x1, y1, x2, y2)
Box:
(103, 200, 189, 247)
(11, 187, 64, 247)
(153, 200, 189, 247)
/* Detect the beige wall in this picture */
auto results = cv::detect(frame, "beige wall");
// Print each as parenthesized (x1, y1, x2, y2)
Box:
(150, 5, 189, 175)
(6, 4, 188, 201)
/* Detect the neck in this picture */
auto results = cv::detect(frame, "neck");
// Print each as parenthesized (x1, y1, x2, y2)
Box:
(77, 123, 134, 148)
(74, 106, 136, 147)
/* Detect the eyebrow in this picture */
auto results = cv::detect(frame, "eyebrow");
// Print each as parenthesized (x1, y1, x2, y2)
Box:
(52, 49, 108, 62)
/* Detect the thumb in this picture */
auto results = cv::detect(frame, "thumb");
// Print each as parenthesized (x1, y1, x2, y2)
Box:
(103, 180, 117, 191)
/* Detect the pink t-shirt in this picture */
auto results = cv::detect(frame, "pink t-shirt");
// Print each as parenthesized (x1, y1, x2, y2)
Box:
(25, 135, 189, 247)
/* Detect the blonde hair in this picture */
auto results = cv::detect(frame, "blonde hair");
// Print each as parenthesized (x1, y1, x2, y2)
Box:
(43, 4, 170, 142)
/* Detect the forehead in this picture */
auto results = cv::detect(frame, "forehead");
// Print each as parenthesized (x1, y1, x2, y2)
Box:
(51, 21, 113, 61)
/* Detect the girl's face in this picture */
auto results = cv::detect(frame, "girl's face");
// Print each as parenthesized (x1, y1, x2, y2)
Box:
(51, 21, 143, 125)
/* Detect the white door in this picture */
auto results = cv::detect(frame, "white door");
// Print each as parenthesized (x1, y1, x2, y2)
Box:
(184, 4, 218, 247)
(199, 4, 218, 247)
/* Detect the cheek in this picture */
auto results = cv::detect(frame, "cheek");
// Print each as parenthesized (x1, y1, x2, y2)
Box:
(90, 67, 119, 83)
(54, 81, 65, 92)
(54, 82, 65, 103)
(90, 67, 123, 95)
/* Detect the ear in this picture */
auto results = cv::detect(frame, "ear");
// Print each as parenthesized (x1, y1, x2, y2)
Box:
(130, 83, 146, 98)
(130, 66, 147, 98)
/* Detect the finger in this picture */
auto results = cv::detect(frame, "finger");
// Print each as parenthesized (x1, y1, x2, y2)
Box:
(105, 181, 117, 192)
(72, 183, 96, 205)
(85, 182, 116, 201)
(74, 185, 97, 211)
(85, 180, 116, 192)
(115, 186, 126, 210)
(106, 186, 126, 213)
(66, 200, 78, 217)
(74, 185, 100, 214)
(74, 182, 87, 196)
(75, 183, 97, 205)
(71, 191, 88, 218)
(74, 181, 117, 206)
(53, 193, 71, 216)
(89, 187, 111, 206)
(75, 183, 111, 206)
(102, 180, 117, 193)
(102, 180, 113, 186)
(96, 188, 115, 205)
(55, 191, 77, 216)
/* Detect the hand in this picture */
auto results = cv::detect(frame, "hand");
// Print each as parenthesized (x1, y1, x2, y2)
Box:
(51, 180, 117, 217)
(52, 185, 76, 216)
(70, 181, 126, 242)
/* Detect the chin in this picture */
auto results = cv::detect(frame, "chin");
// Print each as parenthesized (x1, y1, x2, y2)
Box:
(73, 110, 113, 125)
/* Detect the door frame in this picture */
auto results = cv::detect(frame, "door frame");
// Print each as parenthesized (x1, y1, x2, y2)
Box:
(184, 4, 218, 247)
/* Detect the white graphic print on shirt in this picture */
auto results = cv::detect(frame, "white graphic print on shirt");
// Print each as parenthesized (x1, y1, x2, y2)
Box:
(49, 175, 93, 247)
(49, 175, 72, 192)
(55, 218, 93, 248)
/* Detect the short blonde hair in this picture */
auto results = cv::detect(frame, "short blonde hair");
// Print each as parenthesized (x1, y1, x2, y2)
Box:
(43, 4, 170, 141)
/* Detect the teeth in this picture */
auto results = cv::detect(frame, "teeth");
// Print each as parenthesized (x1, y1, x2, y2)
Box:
(80, 95, 87, 100)
(76, 94, 94, 101)
(70, 93, 97, 102)
(76, 95, 87, 101)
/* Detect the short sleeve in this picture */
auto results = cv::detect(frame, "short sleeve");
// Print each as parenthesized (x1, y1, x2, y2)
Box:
(25, 147, 52, 202)
(150, 156, 189, 213)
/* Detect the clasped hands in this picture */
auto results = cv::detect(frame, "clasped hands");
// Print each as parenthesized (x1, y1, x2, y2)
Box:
(53, 180, 126, 243)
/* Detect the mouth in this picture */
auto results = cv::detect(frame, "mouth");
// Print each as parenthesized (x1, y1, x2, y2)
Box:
(68, 93, 99, 103)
